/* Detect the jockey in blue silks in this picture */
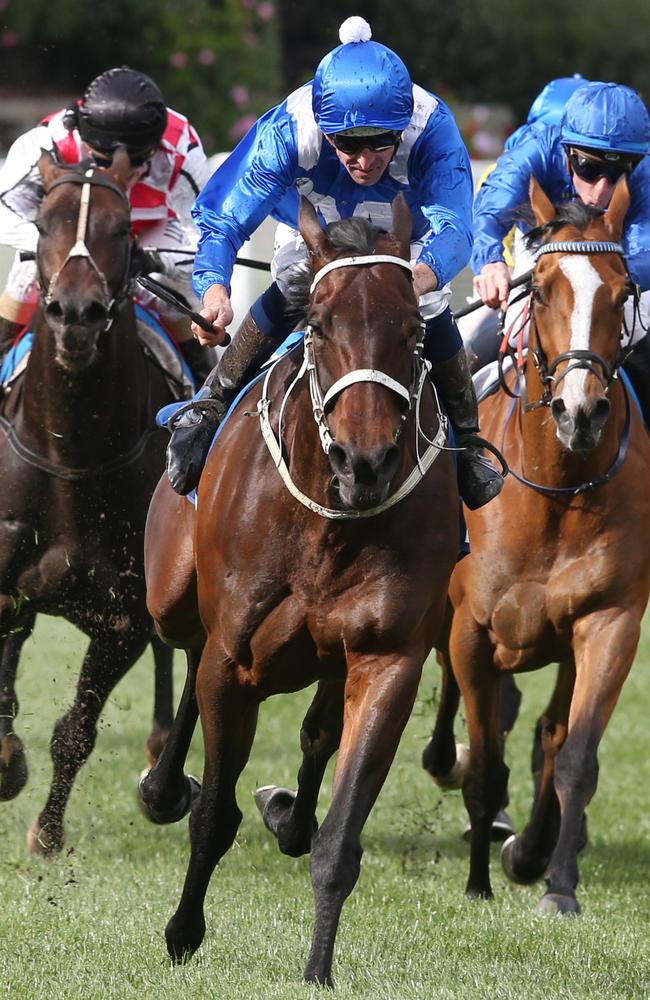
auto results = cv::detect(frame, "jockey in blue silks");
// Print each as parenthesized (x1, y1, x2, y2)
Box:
(459, 74, 591, 371)
(465, 81, 650, 408)
(166, 15, 504, 509)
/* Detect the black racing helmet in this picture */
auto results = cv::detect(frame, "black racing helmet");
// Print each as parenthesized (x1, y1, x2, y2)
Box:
(67, 67, 168, 162)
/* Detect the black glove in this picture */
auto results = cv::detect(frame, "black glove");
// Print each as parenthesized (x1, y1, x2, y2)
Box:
(129, 243, 164, 280)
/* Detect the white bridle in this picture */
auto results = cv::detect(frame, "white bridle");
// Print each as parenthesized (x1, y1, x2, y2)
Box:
(258, 253, 448, 519)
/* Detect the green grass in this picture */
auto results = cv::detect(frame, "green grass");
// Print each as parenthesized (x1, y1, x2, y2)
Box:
(1, 614, 649, 999)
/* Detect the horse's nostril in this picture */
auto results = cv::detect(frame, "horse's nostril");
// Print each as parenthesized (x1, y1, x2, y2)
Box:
(45, 301, 64, 321)
(328, 443, 350, 476)
(81, 302, 109, 325)
(551, 397, 567, 419)
(377, 443, 400, 479)
(591, 397, 611, 429)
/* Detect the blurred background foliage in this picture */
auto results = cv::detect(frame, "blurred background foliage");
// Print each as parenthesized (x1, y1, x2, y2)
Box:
(1, 0, 649, 156)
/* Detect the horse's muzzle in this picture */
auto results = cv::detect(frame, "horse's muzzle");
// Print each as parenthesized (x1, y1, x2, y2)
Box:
(551, 394, 611, 451)
(328, 439, 400, 509)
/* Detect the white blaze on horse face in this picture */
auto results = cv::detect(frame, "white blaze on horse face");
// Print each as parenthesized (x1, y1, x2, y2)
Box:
(558, 256, 603, 411)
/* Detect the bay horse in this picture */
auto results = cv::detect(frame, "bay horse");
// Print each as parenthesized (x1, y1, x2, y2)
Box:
(423, 176, 650, 914)
(142, 195, 459, 985)
(0, 149, 178, 854)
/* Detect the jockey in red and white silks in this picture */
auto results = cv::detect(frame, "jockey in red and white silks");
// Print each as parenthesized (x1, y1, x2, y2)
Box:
(0, 94, 210, 327)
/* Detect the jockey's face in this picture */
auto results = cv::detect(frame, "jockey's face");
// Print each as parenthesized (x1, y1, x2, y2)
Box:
(325, 135, 397, 187)
(567, 147, 639, 211)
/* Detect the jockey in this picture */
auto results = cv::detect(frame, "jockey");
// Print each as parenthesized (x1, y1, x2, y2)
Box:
(466, 81, 650, 409)
(166, 16, 505, 509)
(461, 74, 591, 372)
(0, 66, 213, 386)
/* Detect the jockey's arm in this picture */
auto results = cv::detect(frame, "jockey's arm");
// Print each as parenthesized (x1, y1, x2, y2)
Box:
(0, 126, 53, 254)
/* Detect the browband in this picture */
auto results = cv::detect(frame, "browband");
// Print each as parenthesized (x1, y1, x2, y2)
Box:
(310, 254, 413, 292)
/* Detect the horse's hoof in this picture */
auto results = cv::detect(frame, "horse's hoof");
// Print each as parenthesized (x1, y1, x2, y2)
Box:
(254, 785, 295, 830)
(26, 819, 63, 857)
(424, 741, 469, 791)
(500, 834, 548, 885)
(463, 808, 515, 843)
(139, 770, 201, 825)
(0, 735, 29, 801)
(165, 913, 204, 964)
(534, 893, 580, 917)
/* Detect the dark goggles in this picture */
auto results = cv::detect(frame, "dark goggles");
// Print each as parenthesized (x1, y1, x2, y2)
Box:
(90, 146, 156, 168)
(329, 130, 401, 155)
(568, 150, 640, 185)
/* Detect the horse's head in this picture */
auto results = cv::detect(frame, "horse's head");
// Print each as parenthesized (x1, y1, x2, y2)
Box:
(298, 195, 423, 510)
(526, 175, 631, 451)
(35, 148, 133, 370)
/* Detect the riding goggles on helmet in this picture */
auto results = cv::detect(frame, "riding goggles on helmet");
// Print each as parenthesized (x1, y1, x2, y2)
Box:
(568, 149, 641, 184)
(330, 130, 401, 155)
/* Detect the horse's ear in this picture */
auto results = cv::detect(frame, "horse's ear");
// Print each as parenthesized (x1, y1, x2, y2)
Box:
(603, 174, 630, 241)
(38, 149, 60, 190)
(106, 145, 132, 190)
(391, 193, 412, 254)
(298, 196, 333, 260)
(529, 175, 556, 226)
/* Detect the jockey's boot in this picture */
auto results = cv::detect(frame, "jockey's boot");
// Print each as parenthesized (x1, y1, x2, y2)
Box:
(0, 318, 23, 396)
(166, 311, 277, 495)
(623, 333, 650, 428)
(179, 338, 217, 388)
(431, 347, 504, 510)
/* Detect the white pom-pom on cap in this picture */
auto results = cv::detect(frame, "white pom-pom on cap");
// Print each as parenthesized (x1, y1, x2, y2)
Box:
(339, 16, 372, 45)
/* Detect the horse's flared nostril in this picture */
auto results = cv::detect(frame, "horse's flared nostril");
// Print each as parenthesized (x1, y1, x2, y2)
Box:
(591, 397, 611, 431)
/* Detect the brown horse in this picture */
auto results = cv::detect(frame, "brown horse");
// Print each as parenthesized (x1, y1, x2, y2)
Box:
(142, 195, 460, 985)
(424, 177, 650, 914)
(0, 149, 178, 854)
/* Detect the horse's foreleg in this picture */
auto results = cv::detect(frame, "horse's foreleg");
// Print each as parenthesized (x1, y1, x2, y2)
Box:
(165, 648, 258, 963)
(303, 652, 423, 988)
(0, 607, 36, 800)
(28, 626, 149, 855)
(536, 612, 640, 915)
(422, 642, 468, 789)
(140, 643, 202, 824)
(255, 678, 344, 857)
(452, 615, 508, 900)
(144, 635, 175, 767)
(502, 658, 574, 885)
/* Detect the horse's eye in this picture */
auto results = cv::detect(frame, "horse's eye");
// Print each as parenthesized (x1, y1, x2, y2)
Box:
(112, 225, 130, 240)
(308, 322, 324, 340)
(532, 285, 546, 306)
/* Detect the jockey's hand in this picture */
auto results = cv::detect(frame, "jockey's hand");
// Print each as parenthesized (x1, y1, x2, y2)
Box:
(474, 261, 512, 311)
(192, 283, 233, 347)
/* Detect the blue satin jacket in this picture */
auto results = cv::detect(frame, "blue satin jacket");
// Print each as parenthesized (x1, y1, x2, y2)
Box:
(192, 82, 474, 299)
(472, 122, 650, 289)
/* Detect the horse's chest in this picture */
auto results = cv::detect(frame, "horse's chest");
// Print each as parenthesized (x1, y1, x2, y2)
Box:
(482, 547, 619, 667)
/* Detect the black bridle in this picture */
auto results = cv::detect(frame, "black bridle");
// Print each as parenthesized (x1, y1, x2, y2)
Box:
(498, 240, 630, 413)
(498, 239, 637, 496)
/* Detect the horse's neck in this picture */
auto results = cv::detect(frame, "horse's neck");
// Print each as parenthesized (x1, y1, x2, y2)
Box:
(21, 311, 147, 459)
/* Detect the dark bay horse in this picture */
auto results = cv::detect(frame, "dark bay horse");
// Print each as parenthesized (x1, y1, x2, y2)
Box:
(142, 195, 459, 985)
(424, 177, 650, 914)
(0, 150, 177, 854)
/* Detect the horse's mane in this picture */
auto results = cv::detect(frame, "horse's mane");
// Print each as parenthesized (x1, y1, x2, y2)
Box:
(524, 199, 604, 251)
(284, 216, 385, 318)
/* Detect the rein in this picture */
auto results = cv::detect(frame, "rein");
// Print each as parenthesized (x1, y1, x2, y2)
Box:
(39, 168, 132, 329)
(258, 253, 447, 520)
